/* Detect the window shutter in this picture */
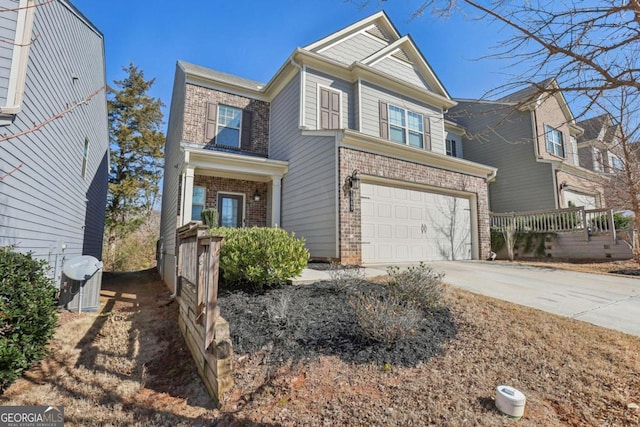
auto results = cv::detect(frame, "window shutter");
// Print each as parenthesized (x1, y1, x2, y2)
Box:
(205, 102, 217, 142)
(320, 87, 330, 129)
(240, 109, 252, 150)
(379, 101, 388, 139)
(424, 116, 432, 150)
(330, 91, 340, 129)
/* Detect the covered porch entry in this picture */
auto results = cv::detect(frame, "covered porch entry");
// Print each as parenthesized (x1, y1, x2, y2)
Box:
(179, 147, 289, 228)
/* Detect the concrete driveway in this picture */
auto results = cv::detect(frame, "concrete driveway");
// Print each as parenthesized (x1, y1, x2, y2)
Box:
(425, 261, 640, 337)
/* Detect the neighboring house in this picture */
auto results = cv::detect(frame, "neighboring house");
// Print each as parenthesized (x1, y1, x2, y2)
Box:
(0, 0, 108, 285)
(577, 113, 624, 175)
(159, 11, 497, 290)
(448, 79, 605, 213)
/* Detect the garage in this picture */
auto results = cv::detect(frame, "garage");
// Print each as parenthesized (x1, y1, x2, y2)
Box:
(360, 183, 472, 263)
(564, 190, 598, 209)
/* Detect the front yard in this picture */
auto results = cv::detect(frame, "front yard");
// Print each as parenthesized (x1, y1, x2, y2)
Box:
(2, 267, 639, 426)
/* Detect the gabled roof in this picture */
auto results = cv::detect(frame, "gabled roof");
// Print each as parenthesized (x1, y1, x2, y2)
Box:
(178, 60, 265, 92)
(304, 11, 401, 52)
(499, 78, 578, 128)
(577, 114, 611, 143)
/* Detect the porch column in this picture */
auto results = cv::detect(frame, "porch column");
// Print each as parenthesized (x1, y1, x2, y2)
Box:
(182, 166, 195, 226)
(270, 176, 282, 227)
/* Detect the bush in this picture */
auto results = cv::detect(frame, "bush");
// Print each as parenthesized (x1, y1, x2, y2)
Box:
(201, 208, 219, 228)
(350, 291, 422, 343)
(0, 248, 58, 392)
(210, 227, 309, 289)
(614, 213, 632, 230)
(386, 262, 444, 311)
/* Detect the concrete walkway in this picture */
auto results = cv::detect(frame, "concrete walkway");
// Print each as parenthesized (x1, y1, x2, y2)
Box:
(294, 261, 640, 337)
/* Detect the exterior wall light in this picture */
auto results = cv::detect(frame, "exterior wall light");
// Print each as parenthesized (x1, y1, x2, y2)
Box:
(253, 190, 261, 201)
(347, 170, 360, 212)
(559, 181, 568, 190)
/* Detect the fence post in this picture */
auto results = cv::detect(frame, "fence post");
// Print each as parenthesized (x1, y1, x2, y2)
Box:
(607, 209, 616, 245)
(582, 207, 589, 241)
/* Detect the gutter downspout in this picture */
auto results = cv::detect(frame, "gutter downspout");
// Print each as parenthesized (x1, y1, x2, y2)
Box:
(289, 58, 305, 129)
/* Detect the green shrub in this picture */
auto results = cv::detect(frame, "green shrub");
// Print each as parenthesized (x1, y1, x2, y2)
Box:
(350, 291, 421, 343)
(0, 248, 58, 392)
(614, 213, 632, 230)
(210, 227, 309, 289)
(201, 208, 219, 228)
(386, 262, 444, 311)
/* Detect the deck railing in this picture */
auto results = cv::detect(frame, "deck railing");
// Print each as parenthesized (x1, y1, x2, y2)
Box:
(490, 207, 616, 243)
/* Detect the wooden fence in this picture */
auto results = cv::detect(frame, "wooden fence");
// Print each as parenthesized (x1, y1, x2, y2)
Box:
(176, 222, 233, 403)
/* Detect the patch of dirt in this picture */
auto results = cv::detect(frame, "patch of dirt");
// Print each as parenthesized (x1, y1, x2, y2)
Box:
(3, 269, 640, 426)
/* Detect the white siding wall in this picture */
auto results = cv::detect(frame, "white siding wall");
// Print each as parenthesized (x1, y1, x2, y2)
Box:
(159, 65, 187, 290)
(318, 32, 388, 65)
(0, 0, 108, 283)
(371, 57, 430, 91)
(360, 80, 445, 154)
(270, 72, 338, 258)
(305, 67, 355, 131)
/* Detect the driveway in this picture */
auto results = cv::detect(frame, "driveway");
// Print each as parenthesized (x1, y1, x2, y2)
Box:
(425, 261, 640, 337)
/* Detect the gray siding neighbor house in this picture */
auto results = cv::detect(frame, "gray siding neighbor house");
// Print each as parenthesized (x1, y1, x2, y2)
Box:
(159, 12, 497, 291)
(0, 0, 108, 285)
(448, 79, 605, 213)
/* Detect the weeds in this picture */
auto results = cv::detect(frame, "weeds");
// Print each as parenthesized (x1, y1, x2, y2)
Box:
(329, 262, 366, 291)
(350, 291, 422, 343)
(386, 262, 444, 311)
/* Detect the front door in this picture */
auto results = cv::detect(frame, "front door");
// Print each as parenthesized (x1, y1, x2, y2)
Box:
(218, 193, 244, 227)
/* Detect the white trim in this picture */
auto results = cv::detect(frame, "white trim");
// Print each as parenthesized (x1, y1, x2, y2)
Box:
(357, 77, 362, 132)
(316, 83, 343, 130)
(1, 0, 36, 114)
(387, 103, 425, 149)
(300, 65, 306, 128)
(317, 27, 372, 54)
(217, 191, 246, 227)
(215, 104, 242, 148)
(360, 24, 388, 42)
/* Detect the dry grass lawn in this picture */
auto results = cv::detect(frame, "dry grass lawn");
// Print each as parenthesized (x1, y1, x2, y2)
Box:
(2, 267, 639, 426)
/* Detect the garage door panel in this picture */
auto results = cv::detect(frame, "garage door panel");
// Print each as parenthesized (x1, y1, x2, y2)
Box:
(361, 183, 472, 263)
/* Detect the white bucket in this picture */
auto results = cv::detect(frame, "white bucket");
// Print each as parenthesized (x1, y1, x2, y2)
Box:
(495, 385, 526, 418)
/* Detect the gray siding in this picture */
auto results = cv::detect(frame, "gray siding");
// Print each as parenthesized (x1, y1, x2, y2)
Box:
(304, 68, 354, 131)
(578, 146, 595, 171)
(449, 101, 556, 212)
(372, 57, 430, 91)
(0, 0, 108, 283)
(270, 72, 338, 258)
(318, 32, 387, 65)
(159, 64, 187, 289)
(0, 0, 18, 105)
(360, 80, 445, 154)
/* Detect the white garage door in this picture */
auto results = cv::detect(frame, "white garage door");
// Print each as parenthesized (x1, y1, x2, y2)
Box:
(361, 183, 472, 263)
(564, 190, 597, 209)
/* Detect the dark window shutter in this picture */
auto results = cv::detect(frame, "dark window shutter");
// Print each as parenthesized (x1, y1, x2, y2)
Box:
(205, 102, 217, 142)
(330, 91, 340, 129)
(424, 115, 432, 150)
(452, 140, 457, 157)
(240, 109, 252, 150)
(320, 87, 330, 129)
(379, 101, 388, 139)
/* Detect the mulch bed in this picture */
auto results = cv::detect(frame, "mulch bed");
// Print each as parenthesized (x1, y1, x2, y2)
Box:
(218, 280, 456, 368)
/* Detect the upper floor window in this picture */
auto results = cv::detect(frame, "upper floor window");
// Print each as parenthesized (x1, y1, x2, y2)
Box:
(610, 154, 623, 171)
(388, 105, 424, 148)
(446, 139, 457, 157)
(593, 147, 602, 172)
(544, 124, 564, 157)
(216, 105, 242, 147)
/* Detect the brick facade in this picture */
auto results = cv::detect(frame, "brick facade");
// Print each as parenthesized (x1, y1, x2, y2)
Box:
(193, 175, 268, 227)
(183, 84, 270, 156)
(338, 147, 492, 264)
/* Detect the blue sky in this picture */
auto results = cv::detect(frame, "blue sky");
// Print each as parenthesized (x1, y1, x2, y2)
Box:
(70, 0, 512, 125)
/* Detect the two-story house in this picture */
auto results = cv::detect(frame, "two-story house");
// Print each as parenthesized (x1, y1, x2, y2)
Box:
(577, 114, 624, 174)
(159, 11, 497, 290)
(448, 78, 605, 213)
(0, 0, 108, 285)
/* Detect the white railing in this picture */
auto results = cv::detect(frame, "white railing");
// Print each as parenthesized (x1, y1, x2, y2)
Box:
(490, 207, 616, 243)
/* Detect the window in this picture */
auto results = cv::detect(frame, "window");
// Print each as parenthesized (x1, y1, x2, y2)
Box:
(81, 137, 89, 177)
(544, 125, 564, 157)
(593, 148, 602, 172)
(192, 186, 205, 221)
(610, 154, 623, 171)
(446, 139, 457, 157)
(388, 105, 424, 148)
(216, 105, 242, 147)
